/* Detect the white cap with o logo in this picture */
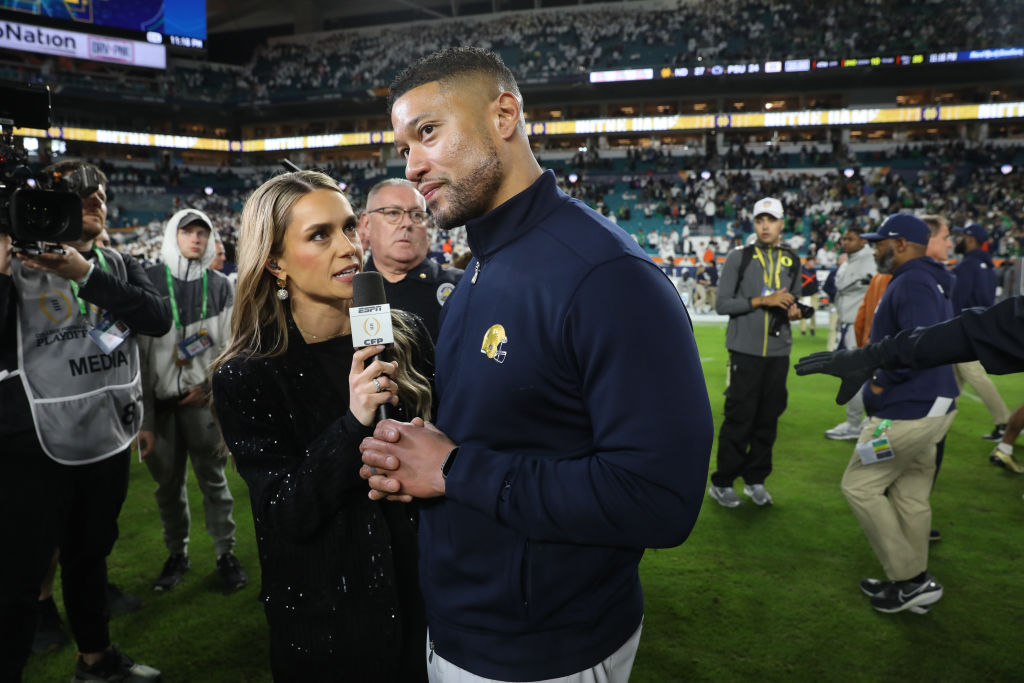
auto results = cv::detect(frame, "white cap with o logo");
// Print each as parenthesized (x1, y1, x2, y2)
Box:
(753, 197, 784, 219)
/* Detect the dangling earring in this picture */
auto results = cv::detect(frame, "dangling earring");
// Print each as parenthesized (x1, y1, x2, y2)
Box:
(276, 277, 289, 300)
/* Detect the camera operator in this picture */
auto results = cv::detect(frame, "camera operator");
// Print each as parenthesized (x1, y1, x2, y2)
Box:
(0, 160, 169, 682)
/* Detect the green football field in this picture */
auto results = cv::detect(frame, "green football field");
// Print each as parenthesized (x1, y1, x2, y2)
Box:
(26, 323, 1024, 682)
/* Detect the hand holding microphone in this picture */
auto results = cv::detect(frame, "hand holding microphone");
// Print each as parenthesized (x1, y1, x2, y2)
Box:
(348, 345, 398, 426)
(350, 272, 397, 424)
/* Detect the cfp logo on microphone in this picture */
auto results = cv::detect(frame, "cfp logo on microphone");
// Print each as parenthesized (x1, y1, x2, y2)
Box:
(348, 304, 395, 347)
(363, 316, 381, 340)
(481, 324, 507, 363)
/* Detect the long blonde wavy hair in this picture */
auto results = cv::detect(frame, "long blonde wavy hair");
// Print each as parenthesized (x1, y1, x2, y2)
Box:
(211, 170, 432, 419)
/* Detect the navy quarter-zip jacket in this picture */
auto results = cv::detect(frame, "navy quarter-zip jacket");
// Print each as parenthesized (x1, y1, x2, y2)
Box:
(425, 171, 713, 680)
(863, 256, 958, 420)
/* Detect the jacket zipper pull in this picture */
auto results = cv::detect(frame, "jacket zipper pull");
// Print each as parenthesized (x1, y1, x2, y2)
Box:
(428, 640, 435, 663)
(471, 260, 481, 284)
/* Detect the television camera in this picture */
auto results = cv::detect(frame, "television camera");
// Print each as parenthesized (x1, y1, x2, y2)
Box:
(1, 81, 93, 255)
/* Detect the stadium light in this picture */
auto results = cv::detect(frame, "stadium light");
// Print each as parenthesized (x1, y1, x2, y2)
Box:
(700, 170, 711, 180)
(338, 181, 348, 191)
(843, 168, 856, 178)
(568, 173, 579, 183)
(204, 186, 214, 196)
(1000, 164, 1013, 175)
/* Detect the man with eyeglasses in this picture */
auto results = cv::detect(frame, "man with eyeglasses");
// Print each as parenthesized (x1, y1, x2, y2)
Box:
(359, 178, 463, 341)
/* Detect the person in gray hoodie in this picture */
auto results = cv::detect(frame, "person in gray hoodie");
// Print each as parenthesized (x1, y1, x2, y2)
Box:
(824, 227, 876, 440)
(138, 208, 247, 593)
(709, 197, 802, 508)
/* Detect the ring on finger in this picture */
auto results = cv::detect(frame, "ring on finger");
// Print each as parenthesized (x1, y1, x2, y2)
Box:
(369, 466, 379, 476)
(373, 377, 382, 393)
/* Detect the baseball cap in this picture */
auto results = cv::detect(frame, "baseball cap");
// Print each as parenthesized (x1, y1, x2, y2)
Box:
(861, 214, 929, 246)
(955, 223, 988, 242)
(753, 197, 783, 219)
(174, 208, 213, 232)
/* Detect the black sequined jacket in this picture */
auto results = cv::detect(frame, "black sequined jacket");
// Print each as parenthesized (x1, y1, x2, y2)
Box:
(212, 313, 431, 681)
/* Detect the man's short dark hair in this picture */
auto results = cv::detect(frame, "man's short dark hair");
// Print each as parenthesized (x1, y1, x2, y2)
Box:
(388, 47, 521, 114)
(845, 226, 865, 236)
(42, 159, 108, 187)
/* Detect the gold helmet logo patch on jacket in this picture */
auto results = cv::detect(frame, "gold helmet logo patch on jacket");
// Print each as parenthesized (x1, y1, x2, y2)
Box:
(481, 324, 507, 363)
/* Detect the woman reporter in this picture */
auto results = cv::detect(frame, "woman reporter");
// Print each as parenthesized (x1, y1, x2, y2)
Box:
(211, 171, 432, 681)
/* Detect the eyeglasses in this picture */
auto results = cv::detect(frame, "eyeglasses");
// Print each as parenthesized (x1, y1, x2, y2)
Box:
(367, 207, 430, 226)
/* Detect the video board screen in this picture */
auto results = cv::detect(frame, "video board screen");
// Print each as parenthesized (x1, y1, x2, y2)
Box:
(0, 0, 206, 45)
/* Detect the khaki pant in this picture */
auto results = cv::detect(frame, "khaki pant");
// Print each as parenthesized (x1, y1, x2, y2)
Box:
(841, 411, 956, 581)
(693, 283, 707, 312)
(954, 361, 1010, 425)
(826, 309, 839, 350)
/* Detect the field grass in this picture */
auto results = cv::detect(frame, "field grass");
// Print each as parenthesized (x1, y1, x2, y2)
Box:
(25, 323, 1024, 682)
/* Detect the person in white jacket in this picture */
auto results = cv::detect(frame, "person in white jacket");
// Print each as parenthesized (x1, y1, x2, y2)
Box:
(137, 209, 247, 592)
(825, 227, 876, 440)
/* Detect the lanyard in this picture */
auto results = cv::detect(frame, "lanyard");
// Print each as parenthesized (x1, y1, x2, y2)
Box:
(753, 246, 783, 290)
(873, 419, 892, 437)
(68, 246, 110, 316)
(165, 266, 208, 330)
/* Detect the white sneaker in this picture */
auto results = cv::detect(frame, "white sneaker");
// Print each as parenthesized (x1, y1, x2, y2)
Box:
(708, 485, 742, 508)
(743, 483, 774, 506)
(825, 421, 862, 441)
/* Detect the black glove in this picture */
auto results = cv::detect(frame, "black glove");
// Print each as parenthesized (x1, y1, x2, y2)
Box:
(794, 345, 886, 405)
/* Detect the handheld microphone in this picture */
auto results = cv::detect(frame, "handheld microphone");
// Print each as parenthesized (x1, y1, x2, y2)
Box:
(351, 271, 395, 421)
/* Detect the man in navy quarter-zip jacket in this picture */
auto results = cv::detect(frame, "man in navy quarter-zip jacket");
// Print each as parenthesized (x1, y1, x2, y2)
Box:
(360, 47, 712, 682)
(839, 214, 958, 616)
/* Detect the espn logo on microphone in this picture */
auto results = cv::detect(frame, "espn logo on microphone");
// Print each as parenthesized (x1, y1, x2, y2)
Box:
(349, 304, 395, 347)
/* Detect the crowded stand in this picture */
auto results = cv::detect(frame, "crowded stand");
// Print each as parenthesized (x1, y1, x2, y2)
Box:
(91, 139, 1024, 277)
(2, 0, 1023, 109)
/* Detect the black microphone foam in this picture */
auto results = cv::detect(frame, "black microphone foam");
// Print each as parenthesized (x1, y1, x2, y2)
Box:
(352, 271, 387, 308)
(351, 271, 392, 421)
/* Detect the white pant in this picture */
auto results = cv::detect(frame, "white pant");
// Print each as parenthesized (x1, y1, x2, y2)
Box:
(426, 621, 643, 683)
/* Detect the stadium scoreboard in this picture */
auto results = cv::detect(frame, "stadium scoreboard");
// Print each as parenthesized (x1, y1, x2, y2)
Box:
(0, 0, 206, 69)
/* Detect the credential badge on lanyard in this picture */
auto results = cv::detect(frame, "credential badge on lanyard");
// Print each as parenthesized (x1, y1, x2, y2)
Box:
(167, 266, 213, 366)
(69, 247, 129, 354)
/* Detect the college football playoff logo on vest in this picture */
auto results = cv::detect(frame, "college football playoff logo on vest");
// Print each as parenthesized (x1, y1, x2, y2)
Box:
(481, 324, 507, 363)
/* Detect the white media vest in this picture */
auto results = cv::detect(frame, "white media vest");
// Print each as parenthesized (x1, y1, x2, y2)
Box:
(11, 248, 142, 465)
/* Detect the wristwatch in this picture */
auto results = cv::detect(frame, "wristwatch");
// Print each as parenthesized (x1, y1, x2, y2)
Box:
(441, 446, 460, 480)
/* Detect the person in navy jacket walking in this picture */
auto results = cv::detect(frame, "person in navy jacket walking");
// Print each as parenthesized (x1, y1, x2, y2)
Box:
(360, 47, 712, 682)
(840, 214, 958, 615)
(950, 223, 1011, 443)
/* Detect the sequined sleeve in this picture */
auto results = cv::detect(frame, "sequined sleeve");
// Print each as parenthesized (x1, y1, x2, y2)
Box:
(212, 354, 373, 542)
